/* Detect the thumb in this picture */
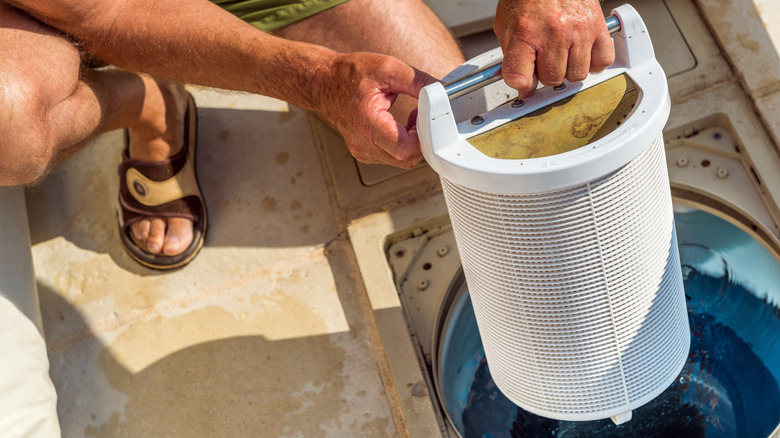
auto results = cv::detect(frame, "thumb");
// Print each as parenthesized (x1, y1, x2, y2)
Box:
(501, 37, 537, 92)
(381, 61, 439, 99)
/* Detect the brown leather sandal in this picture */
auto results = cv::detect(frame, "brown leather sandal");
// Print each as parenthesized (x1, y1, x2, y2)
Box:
(117, 93, 207, 270)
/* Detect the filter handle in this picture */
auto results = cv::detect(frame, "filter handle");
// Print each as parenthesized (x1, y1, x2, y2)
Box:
(444, 15, 622, 99)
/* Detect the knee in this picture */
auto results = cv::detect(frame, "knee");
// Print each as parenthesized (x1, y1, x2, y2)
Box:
(0, 8, 83, 186)
(0, 80, 61, 186)
(0, 138, 53, 188)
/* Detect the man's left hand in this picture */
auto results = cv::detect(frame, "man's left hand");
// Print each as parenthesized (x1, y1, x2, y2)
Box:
(494, 0, 615, 93)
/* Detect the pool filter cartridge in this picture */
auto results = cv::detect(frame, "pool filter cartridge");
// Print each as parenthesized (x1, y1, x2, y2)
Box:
(417, 5, 690, 424)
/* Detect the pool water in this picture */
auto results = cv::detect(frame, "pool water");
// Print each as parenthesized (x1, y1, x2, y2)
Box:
(439, 207, 780, 437)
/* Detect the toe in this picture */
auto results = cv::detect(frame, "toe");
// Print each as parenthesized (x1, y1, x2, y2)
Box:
(131, 219, 151, 244)
(163, 217, 194, 256)
(146, 217, 167, 254)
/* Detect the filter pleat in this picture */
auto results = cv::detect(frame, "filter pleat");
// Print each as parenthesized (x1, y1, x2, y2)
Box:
(441, 136, 689, 420)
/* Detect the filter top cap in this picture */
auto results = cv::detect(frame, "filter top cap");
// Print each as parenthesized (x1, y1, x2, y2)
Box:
(417, 4, 670, 194)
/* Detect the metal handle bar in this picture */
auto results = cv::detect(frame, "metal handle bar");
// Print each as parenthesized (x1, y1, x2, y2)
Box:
(444, 15, 621, 99)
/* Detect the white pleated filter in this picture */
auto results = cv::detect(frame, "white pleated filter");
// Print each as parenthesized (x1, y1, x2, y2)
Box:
(441, 135, 689, 421)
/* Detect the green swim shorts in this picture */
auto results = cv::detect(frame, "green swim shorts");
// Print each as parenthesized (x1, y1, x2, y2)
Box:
(212, 0, 351, 32)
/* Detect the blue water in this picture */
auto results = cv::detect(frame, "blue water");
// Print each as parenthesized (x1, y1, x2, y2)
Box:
(444, 208, 780, 438)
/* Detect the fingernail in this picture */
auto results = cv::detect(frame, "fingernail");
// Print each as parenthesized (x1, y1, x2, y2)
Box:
(148, 242, 160, 252)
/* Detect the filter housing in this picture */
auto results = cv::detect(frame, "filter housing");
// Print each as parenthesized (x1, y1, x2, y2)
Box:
(417, 5, 690, 423)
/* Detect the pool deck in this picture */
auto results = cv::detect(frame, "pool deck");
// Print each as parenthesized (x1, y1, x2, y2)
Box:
(20, 1, 780, 436)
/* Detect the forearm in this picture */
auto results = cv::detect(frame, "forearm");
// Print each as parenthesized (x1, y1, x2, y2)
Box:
(6, 0, 334, 111)
(5, 0, 435, 168)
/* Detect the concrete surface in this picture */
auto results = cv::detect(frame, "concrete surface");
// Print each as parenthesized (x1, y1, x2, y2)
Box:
(26, 90, 401, 437)
(697, 0, 780, 148)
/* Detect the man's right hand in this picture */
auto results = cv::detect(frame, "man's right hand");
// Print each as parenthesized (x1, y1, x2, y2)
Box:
(9, 0, 439, 168)
(315, 52, 438, 169)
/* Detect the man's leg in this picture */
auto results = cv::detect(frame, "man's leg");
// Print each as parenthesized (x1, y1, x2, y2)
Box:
(271, 0, 465, 126)
(0, 4, 192, 256)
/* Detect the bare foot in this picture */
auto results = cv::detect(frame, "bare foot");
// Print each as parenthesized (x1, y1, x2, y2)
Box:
(127, 76, 194, 256)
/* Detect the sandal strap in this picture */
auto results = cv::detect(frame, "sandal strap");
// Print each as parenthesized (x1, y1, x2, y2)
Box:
(118, 114, 203, 228)
(125, 166, 199, 206)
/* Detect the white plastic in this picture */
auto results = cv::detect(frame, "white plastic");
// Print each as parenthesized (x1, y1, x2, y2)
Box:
(611, 411, 633, 425)
(418, 5, 690, 423)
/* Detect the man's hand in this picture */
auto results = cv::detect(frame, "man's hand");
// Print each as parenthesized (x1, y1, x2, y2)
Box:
(316, 52, 437, 168)
(494, 0, 615, 93)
